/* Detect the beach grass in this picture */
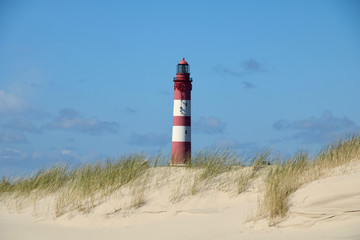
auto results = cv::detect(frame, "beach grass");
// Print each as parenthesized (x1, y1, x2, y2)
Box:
(1, 135, 359, 222)
(262, 135, 360, 223)
(0, 154, 151, 215)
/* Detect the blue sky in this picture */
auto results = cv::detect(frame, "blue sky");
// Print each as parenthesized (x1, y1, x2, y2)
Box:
(1, 0, 359, 176)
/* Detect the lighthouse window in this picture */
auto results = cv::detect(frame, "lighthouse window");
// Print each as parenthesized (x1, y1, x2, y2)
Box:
(185, 130, 187, 134)
(177, 65, 189, 73)
(184, 102, 187, 107)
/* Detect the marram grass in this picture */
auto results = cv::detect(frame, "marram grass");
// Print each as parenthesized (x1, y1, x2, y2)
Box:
(262, 135, 360, 224)
(0, 135, 359, 223)
(0, 154, 151, 216)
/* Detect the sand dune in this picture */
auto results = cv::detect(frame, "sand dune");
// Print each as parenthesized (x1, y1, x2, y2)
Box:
(1, 162, 360, 240)
(279, 162, 360, 231)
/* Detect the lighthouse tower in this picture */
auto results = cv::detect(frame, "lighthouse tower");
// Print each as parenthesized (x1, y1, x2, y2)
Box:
(171, 58, 193, 165)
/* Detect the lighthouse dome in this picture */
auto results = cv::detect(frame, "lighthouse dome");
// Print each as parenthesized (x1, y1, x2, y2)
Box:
(178, 58, 188, 65)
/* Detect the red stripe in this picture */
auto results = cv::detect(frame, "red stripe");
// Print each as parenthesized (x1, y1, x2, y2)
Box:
(173, 116, 191, 126)
(171, 141, 191, 164)
(175, 73, 190, 80)
(174, 88, 191, 100)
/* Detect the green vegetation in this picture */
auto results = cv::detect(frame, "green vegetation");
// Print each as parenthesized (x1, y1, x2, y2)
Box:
(237, 148, 272, 194)
(0, 155, 150, 197)
(0, 135, 359, 223)
(262, 135, 360, 224)
(190, 149, 236, 180)
(0, 154, 150, 216)
(263, 151, 310, 220)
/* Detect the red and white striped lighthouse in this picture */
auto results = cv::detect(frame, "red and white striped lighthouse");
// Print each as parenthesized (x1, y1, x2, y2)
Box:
(171, 58, 193, 165)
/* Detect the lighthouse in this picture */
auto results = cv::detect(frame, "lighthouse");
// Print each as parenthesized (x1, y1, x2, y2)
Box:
(171, 58, 193, 165)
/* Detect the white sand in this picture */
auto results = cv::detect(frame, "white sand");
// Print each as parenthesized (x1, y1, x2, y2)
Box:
(1, 163, 360, 240)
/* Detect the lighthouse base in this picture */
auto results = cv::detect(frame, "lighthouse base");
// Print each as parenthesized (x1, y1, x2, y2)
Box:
(171, 142, 191, 165)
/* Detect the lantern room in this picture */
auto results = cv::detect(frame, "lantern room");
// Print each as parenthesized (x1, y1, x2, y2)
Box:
(177, 58, 190, 74)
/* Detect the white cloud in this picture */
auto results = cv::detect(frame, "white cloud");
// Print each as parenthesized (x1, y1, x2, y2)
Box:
(47, 108, 119, 135)
(0, 131, 27, 143)
(193, 116, 226, 134)
(61, 149, 72, 155)
(127, 132, 170, 146)
(3, 119, 41, 134)
(0, 148, 27, 160)
(31, 148, 101, 164)
(213, 137, 258, 151)
(0, 90, 28, 115)
(273, 111, 360, 144)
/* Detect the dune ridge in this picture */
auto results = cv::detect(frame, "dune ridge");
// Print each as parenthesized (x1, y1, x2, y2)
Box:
(1, 136, 360, 239)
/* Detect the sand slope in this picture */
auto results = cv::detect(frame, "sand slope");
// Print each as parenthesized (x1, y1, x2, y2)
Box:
(1, 163, 360, 240)
(283, 168, 360, 228)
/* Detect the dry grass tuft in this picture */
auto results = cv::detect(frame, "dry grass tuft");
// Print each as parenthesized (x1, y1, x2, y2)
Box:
(237, 148, 272, 194)
(190, 149, 237, 180)
(261, 135, 360, 223)
(262, 151, 310, 220)
(1, 135, 359, 223)
(0, 154, 150, 215)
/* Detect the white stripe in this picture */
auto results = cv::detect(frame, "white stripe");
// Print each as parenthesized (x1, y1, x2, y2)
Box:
(173, 100, 191, 117)
(172, 126, 191, 142)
